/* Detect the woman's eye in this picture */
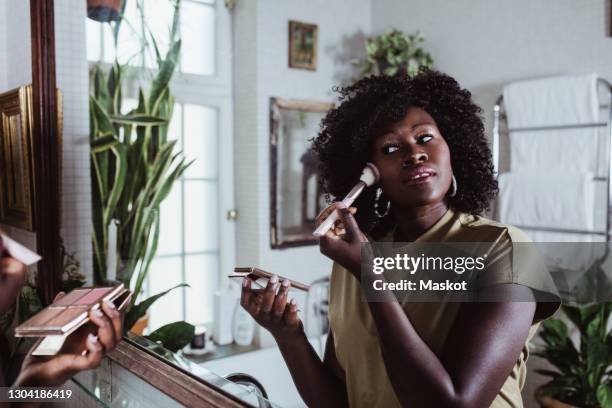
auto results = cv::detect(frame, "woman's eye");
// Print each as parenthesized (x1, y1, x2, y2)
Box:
(382, 145, 400, 154)
(417, 134, 434, 144)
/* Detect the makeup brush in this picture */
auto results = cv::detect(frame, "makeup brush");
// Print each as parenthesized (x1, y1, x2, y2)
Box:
(313, 162, 380, 237)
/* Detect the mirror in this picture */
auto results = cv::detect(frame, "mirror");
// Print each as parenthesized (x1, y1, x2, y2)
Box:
(5, 0, 607, 407)
(270, 98, 332, 249)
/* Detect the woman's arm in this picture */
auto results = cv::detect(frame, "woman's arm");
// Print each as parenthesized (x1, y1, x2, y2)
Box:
(368, 287, 535, 407)
(241, 279, 347, 408)
(320, 205, 537, 407)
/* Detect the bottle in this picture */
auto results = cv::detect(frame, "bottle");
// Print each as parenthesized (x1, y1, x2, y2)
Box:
(232, 301, 255, 346)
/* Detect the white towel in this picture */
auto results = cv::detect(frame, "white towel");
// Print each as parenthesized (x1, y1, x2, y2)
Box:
(503, 73, 599, 128)
(498, 172, 596, 231)
(509, 127, 605, 175)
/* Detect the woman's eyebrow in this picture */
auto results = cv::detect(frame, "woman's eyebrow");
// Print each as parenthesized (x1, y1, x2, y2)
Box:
(410, 122, 436, 131)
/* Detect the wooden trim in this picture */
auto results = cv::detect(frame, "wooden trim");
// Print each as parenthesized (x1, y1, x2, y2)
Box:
(109, 340, 251, 408)
(30, 0, 62, 305)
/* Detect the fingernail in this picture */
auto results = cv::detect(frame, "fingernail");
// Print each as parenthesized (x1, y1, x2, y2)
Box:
(282, 279, 290, 287)
(290, 298, 297, 306)
(81, 350, 87, 356)
(93, 309, 103, 317)
(270, 275, 278, 284)
(88, 334, 98, 344)
(243, 278, 249, 287)
(104, 300, 116, 309)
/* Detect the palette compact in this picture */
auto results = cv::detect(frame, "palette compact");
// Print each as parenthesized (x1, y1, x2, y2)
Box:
(15, 284, 131, 355)
(229, 267, 310, 292)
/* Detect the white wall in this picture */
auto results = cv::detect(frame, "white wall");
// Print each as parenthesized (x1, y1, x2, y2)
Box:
(233, 0, 371, 286)
(371, 0, 612, 136)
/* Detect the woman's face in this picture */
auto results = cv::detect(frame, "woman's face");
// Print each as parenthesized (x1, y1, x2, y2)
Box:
(372, 107, 453, 209)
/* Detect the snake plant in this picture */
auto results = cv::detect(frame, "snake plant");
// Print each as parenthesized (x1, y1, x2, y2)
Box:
(90, 0, 191, 336)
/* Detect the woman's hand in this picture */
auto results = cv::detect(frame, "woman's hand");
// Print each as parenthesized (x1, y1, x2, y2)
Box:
(240, 276, 302, 342)
(0, 236, 27, 316)
(316, 202, 368, 277)
(14, 294, 123, 387)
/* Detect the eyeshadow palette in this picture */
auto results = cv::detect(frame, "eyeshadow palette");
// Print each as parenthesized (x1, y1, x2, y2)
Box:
(229, 267, 310, 292)
(15, 284, 131, 338)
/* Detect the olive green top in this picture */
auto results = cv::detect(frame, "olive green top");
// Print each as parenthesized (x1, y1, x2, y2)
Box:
(328, 208, 560, 407)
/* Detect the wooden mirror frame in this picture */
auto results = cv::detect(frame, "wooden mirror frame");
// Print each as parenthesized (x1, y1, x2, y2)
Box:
(269, 97, 333, 249)
(30, 0, 62, 306)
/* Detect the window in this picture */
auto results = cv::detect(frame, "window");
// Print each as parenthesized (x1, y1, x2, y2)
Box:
(86, 0, 234, 331)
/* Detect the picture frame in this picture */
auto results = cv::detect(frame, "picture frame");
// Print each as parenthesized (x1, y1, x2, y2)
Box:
(0, 86, 36, 231)
(288, 20, 318, 70)
(270, 97, 333, 249)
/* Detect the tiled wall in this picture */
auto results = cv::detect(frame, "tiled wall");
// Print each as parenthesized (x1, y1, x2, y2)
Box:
(232, 0, 371, 345)
(54, 0, 94, 281)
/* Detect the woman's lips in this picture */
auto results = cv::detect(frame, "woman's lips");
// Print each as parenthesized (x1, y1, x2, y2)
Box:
(401, 166, 437, 185)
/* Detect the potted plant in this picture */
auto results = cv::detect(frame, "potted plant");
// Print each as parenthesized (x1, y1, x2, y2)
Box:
(354, 28, 433, 78)
(89, 0, 194, 349)
(533, 259, 612, 407)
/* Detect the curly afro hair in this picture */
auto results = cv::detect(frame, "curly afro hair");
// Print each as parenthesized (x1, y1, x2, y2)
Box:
(312, 70, 498, 239)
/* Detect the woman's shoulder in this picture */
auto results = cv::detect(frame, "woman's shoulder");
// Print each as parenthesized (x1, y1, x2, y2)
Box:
(455, 211, 532, 243)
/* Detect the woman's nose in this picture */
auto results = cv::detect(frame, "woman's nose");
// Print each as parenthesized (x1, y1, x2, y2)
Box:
(402, 151, 429, 168)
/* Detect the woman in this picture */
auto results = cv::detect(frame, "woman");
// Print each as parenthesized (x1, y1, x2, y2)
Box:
(241, 70, 559, 407)
(0, 235, 122, 390)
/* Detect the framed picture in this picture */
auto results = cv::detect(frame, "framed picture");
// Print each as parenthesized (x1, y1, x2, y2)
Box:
(270, 98, 333, 248)
(288, 21, 318, 70)
(0, 86, 36, 231)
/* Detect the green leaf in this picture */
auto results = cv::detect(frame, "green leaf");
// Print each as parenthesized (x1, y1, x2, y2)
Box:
(124, 283, 189, 332)
(90, 97, 115, 136)
(149, 39, 181, 111)
(598, 384, 612, 408)
(540, 319, 568, 347)
(109, 114, 169, 126)
(145, 321, 195, 353)
(91, 135, 120, 153)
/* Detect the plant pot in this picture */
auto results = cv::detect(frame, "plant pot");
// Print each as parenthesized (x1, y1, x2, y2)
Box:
(87, 0, 121, 22)
(538, 395, 578, 408)
(129, 312, 149, 336)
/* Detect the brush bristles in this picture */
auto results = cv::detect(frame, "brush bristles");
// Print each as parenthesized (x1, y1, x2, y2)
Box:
(359, 162, 380, 187)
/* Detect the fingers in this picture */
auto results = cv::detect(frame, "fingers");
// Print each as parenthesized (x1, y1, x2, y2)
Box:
(261, 275, 279, 313)
(282, 299, 300, 327)
(101, 300, 122, 343)
(272, 280, 290, 320)
(1, 257, 27, 279)
(53, 292, 66, 303)
(315, 203, 341, 227)
(56, 333, 104, 378)
(89, 307, 117, 353)
(336, 205, 361, 242)
(316, 202, 356, 228)
(241, 278, 261, 315)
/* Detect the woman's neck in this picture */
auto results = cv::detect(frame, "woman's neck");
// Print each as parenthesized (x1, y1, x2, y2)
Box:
(392, 201, 449, 241)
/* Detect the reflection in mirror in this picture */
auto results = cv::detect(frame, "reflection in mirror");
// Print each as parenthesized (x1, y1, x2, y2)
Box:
(270, 98, 332, 249)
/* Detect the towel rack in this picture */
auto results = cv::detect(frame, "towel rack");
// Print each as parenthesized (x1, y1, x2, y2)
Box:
(492, 78, 612, 241)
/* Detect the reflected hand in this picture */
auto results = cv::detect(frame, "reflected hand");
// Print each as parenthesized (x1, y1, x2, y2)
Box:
(0, 236, 28, 316)
(317, 202, 368, 277)
(240, 276, 302, 341)
(14, 293, 124, 387)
